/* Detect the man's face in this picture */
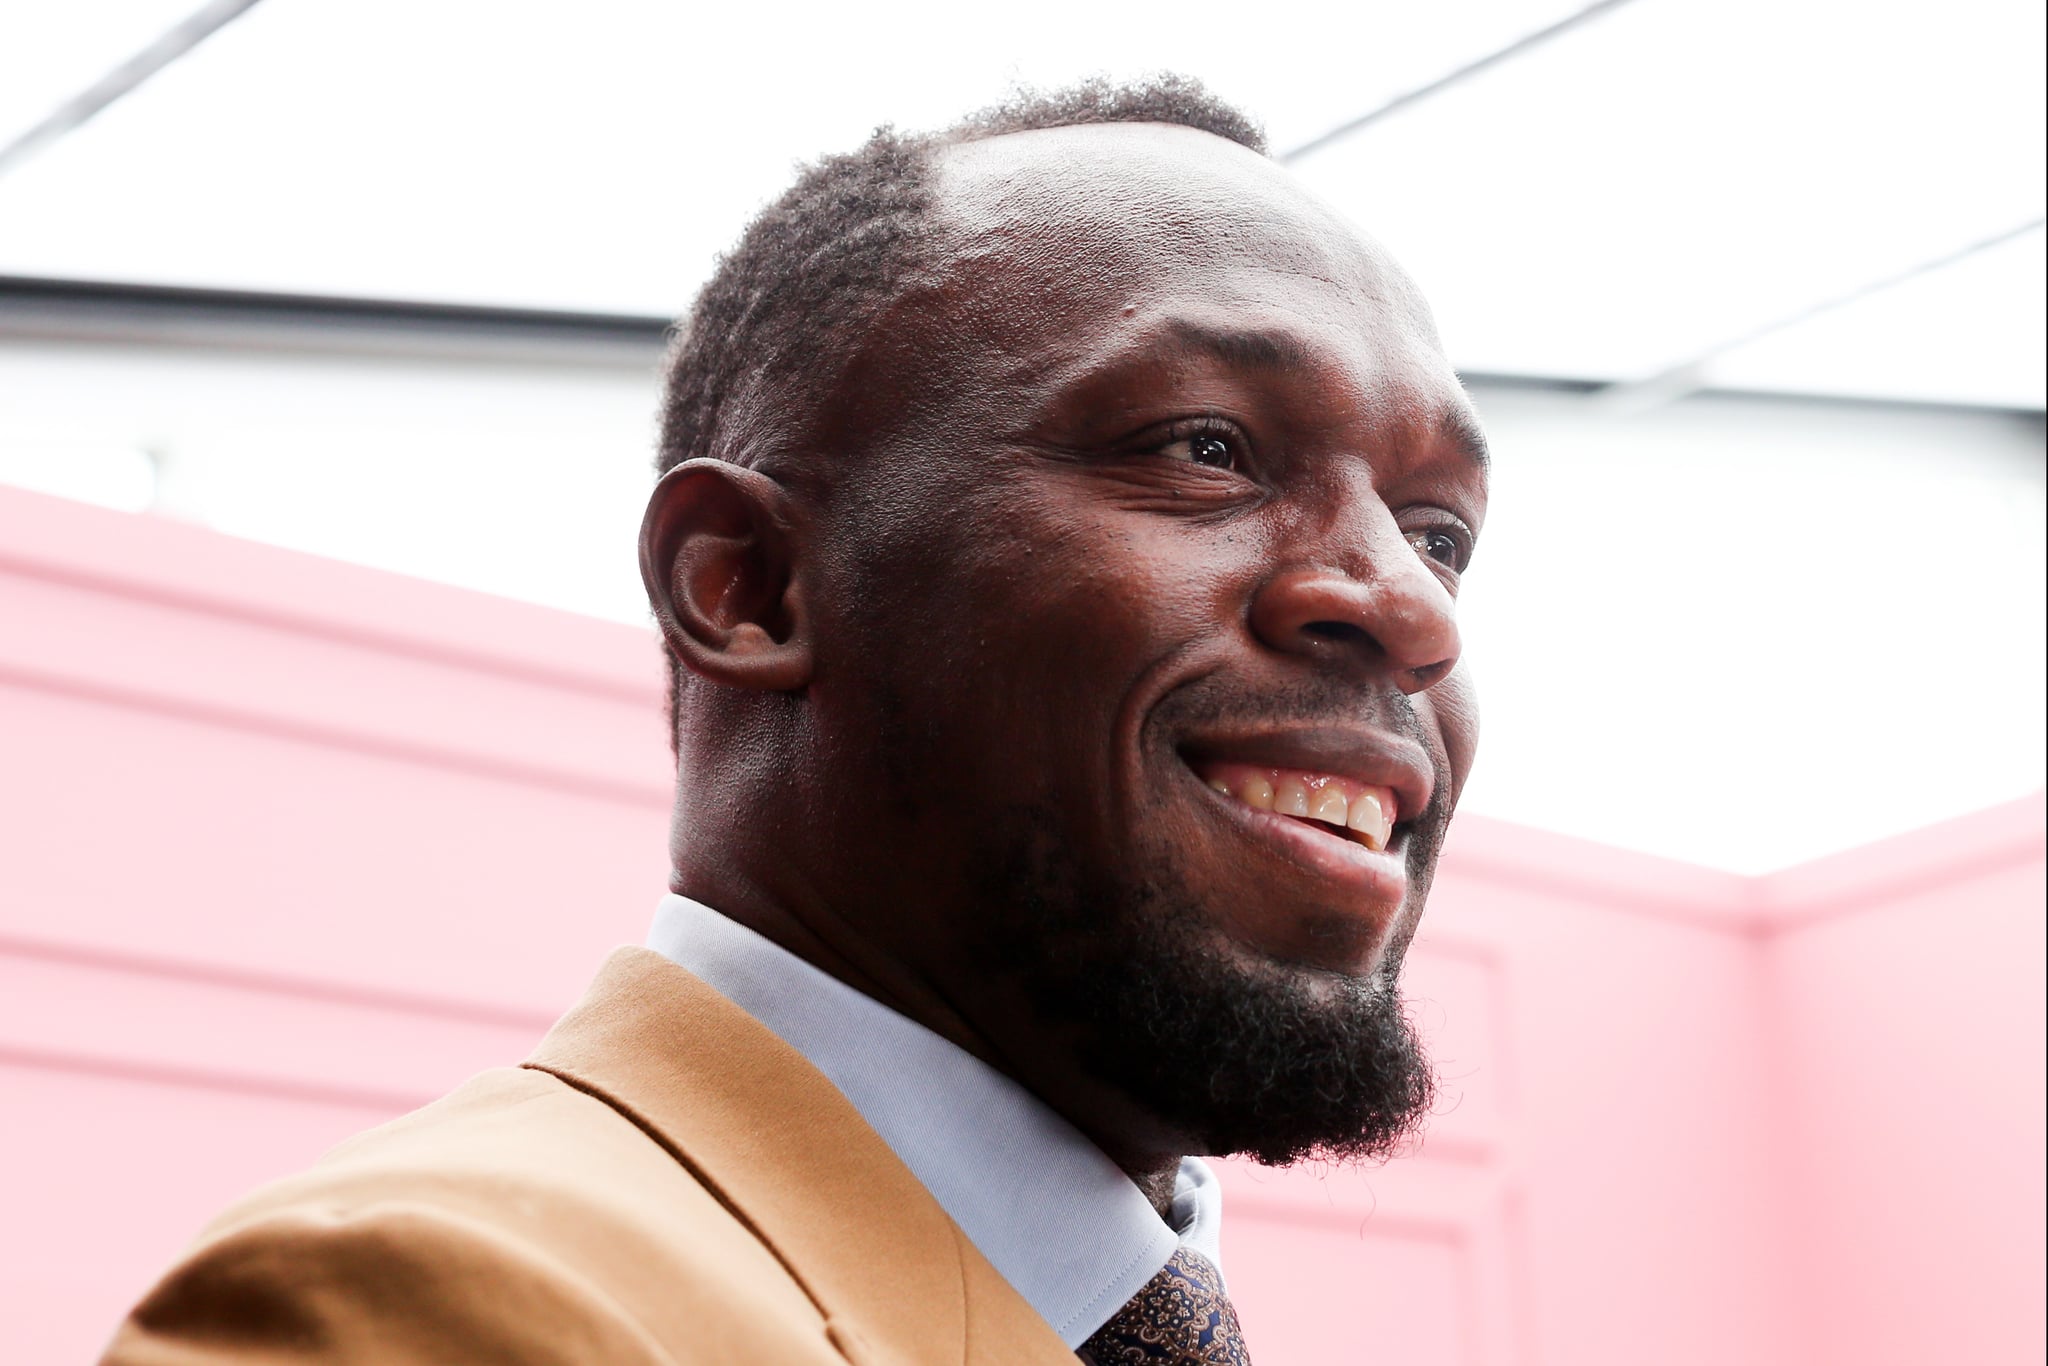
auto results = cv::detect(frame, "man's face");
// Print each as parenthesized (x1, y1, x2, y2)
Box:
(797, 124, 1486, 1163)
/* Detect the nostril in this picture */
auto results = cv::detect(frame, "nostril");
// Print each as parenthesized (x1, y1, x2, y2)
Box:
(1407, 659, 1455, 690)
(1301, 620, 1371, 645)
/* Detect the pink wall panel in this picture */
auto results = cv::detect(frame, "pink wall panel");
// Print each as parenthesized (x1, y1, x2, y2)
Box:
(1765, 833, 2047, 1366)
(0, 676, 669, 1009)
(1, 486, 2042, 1366)
(1226, 1206, 1470, 1366)
(0, 944, 544, 1112)
(6, 1064, 401, 1366)
(1405, 878, 1795, 1366)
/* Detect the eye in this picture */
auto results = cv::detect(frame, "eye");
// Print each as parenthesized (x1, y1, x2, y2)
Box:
(1408, 528, 1467, 570)
(1152, 425, 1241, 470)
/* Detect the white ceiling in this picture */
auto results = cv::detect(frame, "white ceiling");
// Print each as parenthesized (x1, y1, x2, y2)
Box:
(0, 0, 2041, 410)
(0, 0, 196, 150)
(1287, 0, 2045, 406)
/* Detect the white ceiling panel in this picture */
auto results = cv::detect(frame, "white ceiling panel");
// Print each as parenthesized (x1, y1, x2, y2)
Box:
(0, 0, 201, 151)
(0, 0, 2040, 409)
(1703, 224, 2046, 410)
(1290, 0, 2045, 390)
(0, 0, 1588, 312)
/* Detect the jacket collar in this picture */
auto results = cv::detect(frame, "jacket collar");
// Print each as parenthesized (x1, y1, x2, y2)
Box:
(525, 947, 1075, 1365)
(646, 893, 1217, 1343)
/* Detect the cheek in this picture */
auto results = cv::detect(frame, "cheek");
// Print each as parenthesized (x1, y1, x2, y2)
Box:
(955, 490, 1237, 664)
(1015, 541, 1244, 735)
(1421, 665, 1481, 804)
(825, 465, 1248, 744)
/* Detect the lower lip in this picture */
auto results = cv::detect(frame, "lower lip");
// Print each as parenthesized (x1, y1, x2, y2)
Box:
(1190, 767, 1410, 908)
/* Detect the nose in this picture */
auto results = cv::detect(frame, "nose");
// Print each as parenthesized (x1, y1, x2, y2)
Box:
(1248, 542, 1462, 694)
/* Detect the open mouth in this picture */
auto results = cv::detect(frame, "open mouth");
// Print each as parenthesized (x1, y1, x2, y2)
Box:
(1190, 760, 1401, 853)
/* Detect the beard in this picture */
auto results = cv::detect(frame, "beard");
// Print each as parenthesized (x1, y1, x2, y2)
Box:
(966, 801, 1439, 1168)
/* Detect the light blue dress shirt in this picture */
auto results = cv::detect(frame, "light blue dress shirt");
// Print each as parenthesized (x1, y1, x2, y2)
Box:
(646, 893, 1225, 1348)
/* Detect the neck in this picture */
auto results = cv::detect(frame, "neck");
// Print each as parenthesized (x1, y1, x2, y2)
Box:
(672, 863, 1193, 1221)
(671, 858, 1016, 1080)
(1131, 1163, 1180, 1222)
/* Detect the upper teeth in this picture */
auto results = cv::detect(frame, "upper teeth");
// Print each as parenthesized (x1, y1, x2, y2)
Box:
(1199, 764, 1397, 852)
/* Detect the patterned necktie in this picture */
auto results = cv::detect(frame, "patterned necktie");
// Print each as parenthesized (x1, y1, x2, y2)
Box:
(1076, 1246, 1253, 1364)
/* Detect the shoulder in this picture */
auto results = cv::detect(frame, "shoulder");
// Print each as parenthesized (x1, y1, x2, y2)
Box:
(101, 1065, 843, 1365)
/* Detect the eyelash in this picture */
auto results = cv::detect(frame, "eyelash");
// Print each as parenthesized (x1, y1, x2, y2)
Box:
(1143, 417, 1251, 471)
(1128, 419, 1476, 571)
(1406, 522, 1475, 574)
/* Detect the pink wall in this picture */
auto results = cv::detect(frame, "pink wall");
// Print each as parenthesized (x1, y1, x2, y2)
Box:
(1, 483, 2040, 1366)
(1759, 806, 2048, 1366)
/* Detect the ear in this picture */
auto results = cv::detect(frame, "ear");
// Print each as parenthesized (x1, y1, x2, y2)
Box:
(639, 458, 813, 692)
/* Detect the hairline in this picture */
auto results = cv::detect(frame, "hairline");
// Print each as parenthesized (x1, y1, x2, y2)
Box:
(718, 119, 1276, 474)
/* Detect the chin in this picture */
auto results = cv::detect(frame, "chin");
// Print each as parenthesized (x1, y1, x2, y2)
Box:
(1203, 882, 1417, 984)
(967, 809, 1438, 1167)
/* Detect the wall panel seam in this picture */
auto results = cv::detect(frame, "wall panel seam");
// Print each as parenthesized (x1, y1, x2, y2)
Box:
(0, 661, 670, 810)
(1751, 835, 2047, 934)
(0, 1042, 435, 1113)
(0, 931, 557, 1029)
(0, 549, 661, 708)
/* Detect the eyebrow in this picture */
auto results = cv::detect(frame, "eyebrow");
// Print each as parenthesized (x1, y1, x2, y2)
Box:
(1158, 318, 1492, 475)
(1437, 405, 1492, 475)
(1160, 319, 1317, 374)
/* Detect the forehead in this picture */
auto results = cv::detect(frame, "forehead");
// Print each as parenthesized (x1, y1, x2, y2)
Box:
(921, 123, 1456, 404)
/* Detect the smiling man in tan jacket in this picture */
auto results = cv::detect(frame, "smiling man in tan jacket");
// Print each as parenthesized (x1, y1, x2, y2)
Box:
(105, 74, 1487, 1366)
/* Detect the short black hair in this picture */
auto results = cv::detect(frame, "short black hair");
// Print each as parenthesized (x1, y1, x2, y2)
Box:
(655, 74, 1266, 479)
(653, 76, 1265, 738)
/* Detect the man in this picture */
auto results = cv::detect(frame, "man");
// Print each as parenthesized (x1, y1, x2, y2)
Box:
(105, 75, 1486, 1364)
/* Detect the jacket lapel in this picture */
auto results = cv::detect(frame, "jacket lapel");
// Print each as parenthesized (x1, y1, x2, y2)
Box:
(525, 947, 1076, 1365)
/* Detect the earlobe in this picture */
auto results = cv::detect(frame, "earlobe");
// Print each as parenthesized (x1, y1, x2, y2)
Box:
(639, 459, 814, 692)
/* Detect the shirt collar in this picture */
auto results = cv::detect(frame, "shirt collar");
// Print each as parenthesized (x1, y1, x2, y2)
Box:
(646, 893, 1224, 1347)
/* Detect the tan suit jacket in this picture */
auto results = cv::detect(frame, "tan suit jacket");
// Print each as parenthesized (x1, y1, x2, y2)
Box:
(102, 948, 1079, 1364)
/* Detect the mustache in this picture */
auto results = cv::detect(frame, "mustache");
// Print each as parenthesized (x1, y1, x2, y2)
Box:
(1167, 675, 1426, 733)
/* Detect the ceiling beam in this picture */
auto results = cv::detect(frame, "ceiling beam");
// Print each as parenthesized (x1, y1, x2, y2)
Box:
(1591, 216, 2046, 414)
(0, 0, 266, 178)
(0, 275, 671, 367)
(1280, 0, 1643, 165)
